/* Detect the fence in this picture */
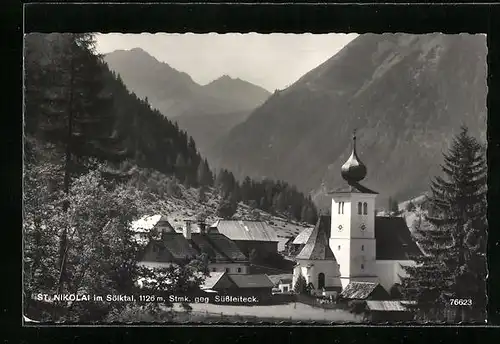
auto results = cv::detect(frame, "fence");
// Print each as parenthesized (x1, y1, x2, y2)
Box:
(173, 310, 340, 324)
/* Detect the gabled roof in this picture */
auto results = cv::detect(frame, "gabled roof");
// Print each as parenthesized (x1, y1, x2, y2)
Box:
(328, 182, 378, 195)
(366, 300, 409, 312)
(213, 220, 279, 242)
(201, 272, 226, 290)
(267, 274, 293, 286)
(296, 215, 336, 260)
(154, 215, 176, 233)
(292, 227, 314, 244)
(141, 233, 198, 262)
(375, 217, 423, 260)
(228, 274, 275, 289)
(192, 233, 248, 262)
(340, 282, 381, 300)
(277, 237, 293, 252)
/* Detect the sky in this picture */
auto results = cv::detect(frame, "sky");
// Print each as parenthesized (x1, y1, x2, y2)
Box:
(95, 33, 358, 92)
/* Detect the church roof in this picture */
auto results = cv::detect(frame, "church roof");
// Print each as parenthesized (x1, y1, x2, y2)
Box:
(375, 217, 423, 260)
(213, 220, 279, 242)
(328, 181, 378, 195)
(296, 216, 336, 260)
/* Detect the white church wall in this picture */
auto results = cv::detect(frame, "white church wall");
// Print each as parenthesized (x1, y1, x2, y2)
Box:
(292, 260, 342, 292)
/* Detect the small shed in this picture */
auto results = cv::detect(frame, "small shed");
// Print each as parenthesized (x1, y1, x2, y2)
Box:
(365, 300, 414, 322)
(268, 274, 294, 293)
(340, 282, 389, 301)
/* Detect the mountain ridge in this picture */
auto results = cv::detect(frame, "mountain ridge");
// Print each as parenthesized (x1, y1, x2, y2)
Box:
(209, 33, 487, 209)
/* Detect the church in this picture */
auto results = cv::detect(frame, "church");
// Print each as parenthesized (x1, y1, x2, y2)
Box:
(292, 131, 423, 296)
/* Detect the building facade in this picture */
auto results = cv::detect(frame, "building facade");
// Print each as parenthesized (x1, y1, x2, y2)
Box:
(293, 130, 422, 293)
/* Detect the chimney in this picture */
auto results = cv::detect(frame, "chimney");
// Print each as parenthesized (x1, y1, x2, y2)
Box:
(183, 220, 192, 240)
(199, 222, 206, 234)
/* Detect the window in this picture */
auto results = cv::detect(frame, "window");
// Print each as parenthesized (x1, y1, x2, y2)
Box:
(338, 245, 341, 251)
(361, 264, 364, 270)
(361, 245, 364, 251)
(237, 267, 242, 273)
(358, 202, 362, 215)
(338, 202, 345, 214)
(318, 273, 325, 289)
(225, 268, 229, 273)
(283, 286, 289, 292)
(363, 202, 368, 215)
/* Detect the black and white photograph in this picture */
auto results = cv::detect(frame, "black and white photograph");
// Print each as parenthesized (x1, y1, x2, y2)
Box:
(23, 32, 487, 324)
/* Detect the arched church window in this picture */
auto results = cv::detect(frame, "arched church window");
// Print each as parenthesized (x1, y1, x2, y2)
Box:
(338, 245, 341, 251)
(338, 202, 341, 214)
(341, 202, 344, 214)
(363, 202, 368, 215)
(318, 273, 325, 289)
(357, 202, 362, 215)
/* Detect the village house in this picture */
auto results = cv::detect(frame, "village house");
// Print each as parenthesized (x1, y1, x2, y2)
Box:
(268, 274, 294, 293)
(201, 271, 275, 301)
(292, 131, 423, 294)
(139, 217, 250, 274)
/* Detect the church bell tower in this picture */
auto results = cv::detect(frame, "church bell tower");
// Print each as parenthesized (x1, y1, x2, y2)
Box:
(328, 130, 379, 289)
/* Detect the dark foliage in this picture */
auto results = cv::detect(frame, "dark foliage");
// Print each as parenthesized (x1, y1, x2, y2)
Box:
(401, 126, 487, 322)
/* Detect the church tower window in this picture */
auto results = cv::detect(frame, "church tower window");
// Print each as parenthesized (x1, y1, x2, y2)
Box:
(338, 202, 345, 214)
(357, 202, 362, 214)
(361, 264, 364, 270)
(341, 202, 344, 214)
(318, 273, 325, 289)
(361, 245, 364, 251)
(338, 202, 341, 214)
(338, 245, 341, 251)
(363, 202, 368, 215)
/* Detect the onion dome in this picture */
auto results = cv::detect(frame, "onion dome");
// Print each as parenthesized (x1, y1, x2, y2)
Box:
(341, 129, 367, 183)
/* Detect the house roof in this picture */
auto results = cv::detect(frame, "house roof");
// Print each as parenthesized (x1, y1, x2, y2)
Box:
(140, 219, 248, 263)
(154, 215, 176, 233)
(366, 300, 409, 312)
(296, 215, 336, 260)
(201, 272, 226, 290)
(277, 237, 293, 252)
(267, 274, 293, 286)
(292, 227, 314, 244)
(228, 274, 275, 289)
(375, 217, 423, 260)
(212, 220, 279, 242)
(340, 282, 380, 300)
(192, 233, 248, 262)
(141, 233, 199, 262)
(328, 182, 378, 195)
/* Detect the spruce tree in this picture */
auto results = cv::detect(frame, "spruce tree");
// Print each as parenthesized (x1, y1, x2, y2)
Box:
(401, 126, 487, 322)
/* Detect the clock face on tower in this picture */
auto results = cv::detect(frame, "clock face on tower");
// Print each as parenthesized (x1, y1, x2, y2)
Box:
(338, 224, 343, 232)
(360, 223, 366, 231)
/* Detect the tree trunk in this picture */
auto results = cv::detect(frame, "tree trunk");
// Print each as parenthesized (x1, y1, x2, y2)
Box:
(57, 36, 75, 295)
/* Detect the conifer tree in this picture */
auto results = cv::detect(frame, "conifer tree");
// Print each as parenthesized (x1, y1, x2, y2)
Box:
(401, 126, 487, 322)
